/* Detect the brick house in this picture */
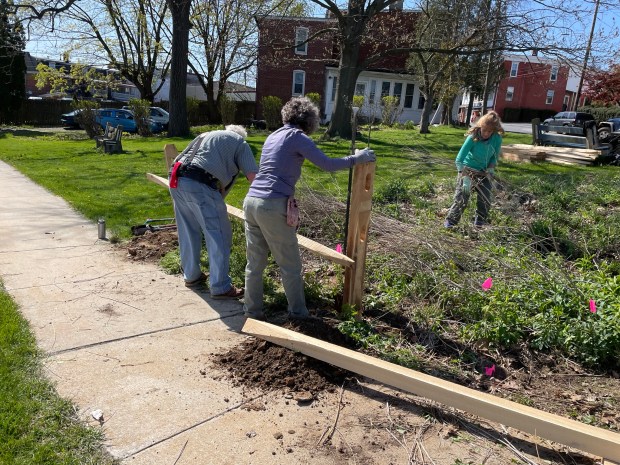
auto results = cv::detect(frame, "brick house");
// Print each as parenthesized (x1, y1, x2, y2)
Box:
(460, 53, 572, 122)
(255, 8, 451, 124)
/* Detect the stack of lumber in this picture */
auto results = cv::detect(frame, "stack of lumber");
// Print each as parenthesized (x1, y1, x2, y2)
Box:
(502, 144, 600, 166)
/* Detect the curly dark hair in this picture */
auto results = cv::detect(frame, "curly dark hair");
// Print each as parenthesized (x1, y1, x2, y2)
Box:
(281, 97, 320, 134)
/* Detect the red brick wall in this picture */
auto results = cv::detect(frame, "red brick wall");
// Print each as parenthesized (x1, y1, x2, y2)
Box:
(494, 59, 568, 118)
(255, 12, 418, 119)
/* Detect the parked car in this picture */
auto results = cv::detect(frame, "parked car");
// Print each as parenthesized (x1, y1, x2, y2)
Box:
(597, 117, 620, 142)
(542, 111, 595, 135)
(96, 108, 164, 134)
(60, 109, 83, 129)
(122, 106, 169, 129)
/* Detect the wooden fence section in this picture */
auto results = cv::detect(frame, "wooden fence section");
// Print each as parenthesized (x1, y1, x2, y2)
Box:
(145, 172, 354, 268)
(243, 318, 620, 464)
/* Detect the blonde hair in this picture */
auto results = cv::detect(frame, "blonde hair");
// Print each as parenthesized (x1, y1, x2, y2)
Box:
(468, 110, 505, 140)
(225, 124, 248, 139)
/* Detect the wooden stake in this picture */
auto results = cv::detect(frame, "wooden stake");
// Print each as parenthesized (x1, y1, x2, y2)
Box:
(343, 161, 375, 314)
(242, 318, 620, 463)
(164, 144, 178, 171)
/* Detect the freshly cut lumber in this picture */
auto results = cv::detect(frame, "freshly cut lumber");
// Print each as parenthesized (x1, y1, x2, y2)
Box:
(146, 173, 354, 267)
(242, 318, 620, 463)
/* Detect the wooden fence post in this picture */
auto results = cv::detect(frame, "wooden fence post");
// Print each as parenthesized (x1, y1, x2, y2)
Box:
(343, 161, 376, 316)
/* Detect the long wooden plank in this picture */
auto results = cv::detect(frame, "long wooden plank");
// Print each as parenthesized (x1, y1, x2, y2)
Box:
(146, 173, 354, 267)
(242, 319, 620, 463)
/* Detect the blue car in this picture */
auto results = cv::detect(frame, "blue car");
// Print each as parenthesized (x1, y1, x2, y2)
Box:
(95, 108, 164, 134)
(60, 109, 83, 128)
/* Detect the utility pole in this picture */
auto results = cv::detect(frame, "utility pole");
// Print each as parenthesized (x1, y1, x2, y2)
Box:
(573, 0, 600, 111)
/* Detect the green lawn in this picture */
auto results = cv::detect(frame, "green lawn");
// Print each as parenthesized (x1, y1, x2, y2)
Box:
(0, 284, 117, 464)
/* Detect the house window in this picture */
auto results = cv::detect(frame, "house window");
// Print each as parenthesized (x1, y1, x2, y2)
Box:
(331, 76, 338, 102)
(355, 82, 366, 98)
(381, 81, 391, 101)
(393, 82, 403, 105)
(369, 80, 376, 104)
(295, 27, 308, 55)
(505, 86, 514, 101)
(550, 65, 559, 81)
(404, 83, 415, 108)
(546, 89, 554, 105)
(418, 94, 425, 110)
(292, 70, 305, 96)
(510, 62, 518, 77)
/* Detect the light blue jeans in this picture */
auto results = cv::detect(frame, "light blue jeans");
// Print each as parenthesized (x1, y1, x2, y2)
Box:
(170, 177, 232, 295)
(243, 196, 308, 318)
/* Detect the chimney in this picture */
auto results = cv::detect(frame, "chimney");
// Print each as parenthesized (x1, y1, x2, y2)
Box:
(389, 1, 404, 11)
(532, 49, 538, 56)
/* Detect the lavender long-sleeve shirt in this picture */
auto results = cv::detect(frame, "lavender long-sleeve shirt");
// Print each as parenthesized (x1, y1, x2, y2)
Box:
(247, 125, 353, 199)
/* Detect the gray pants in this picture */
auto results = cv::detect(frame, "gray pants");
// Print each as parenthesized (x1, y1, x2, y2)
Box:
(446, 171, 492, 226)
(243, 196, 308, 318)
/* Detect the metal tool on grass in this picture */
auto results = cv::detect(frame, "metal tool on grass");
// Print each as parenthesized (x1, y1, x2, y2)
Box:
(131, 217, 176, 236)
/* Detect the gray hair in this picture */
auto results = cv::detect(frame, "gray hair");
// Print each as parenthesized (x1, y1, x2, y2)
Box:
(281, 97, 320, 135)
(225, 124, 248, 139)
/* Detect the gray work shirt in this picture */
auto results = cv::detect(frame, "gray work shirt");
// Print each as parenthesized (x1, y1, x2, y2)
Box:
(182, 130, 258, 189)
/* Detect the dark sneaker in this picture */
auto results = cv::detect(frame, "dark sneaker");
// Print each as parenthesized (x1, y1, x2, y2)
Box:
(185, 272, 208, 288)
(444, 220, 455, 229)
(212, 286, 244, 300)
(244, 312, 266, 321)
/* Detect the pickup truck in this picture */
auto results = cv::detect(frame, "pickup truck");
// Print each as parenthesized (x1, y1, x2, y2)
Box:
(597, 118, 620, 142)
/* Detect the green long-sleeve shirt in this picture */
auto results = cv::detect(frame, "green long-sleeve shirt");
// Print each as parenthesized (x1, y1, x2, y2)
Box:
(455, 133, 502, 172)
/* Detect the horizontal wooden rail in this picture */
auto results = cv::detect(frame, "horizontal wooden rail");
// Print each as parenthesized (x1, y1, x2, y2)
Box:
(242, 318, 620, 464)
(146, 172, 354, 267)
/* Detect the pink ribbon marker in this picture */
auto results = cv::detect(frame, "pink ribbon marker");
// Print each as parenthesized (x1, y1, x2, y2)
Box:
(482, 277, 493, 291)
(485, 364, 496, 377)
(335, 244, 343, 254)
(589, 299, 597, 313)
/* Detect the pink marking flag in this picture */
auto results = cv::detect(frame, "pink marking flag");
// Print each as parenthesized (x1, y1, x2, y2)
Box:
(336, 244, 343, 254)
(589, 299, 597, 313)
(482, 277, 493, 291)
(485, 364, 496, 377)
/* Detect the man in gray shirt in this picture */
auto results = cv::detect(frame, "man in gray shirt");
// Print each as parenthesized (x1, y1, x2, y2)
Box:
(170, 125, 257, 298)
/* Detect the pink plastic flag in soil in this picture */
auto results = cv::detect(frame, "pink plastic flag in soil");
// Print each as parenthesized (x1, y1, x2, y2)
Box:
(482, 277, 493, 291)
(589, 299, 597, 313)
(485, 364, 496, 376)
(336, 244, 342, 254)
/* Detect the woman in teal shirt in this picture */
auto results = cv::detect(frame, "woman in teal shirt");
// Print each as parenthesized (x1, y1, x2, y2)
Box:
(445, 111, 504, 228)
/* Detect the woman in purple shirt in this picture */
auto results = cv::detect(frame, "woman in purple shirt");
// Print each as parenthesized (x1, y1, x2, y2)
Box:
(243, 97, 375, 320)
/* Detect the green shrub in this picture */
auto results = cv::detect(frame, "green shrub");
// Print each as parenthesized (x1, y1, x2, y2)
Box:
(306, 92, 321, 107)
(404, 120, 416, 130)
(261, 96, 282, 130)
(219, 94, 236, 126)
(126, 98, 152, 136)
(186, 97, 201, 126)
(459, 257, 620, 368)
(374, 178, 411, 204)
(73, 100, 100, 138)
(381, 96, 402, 127)
(578, 105, 620, 122)
(353, 95, 364, 109)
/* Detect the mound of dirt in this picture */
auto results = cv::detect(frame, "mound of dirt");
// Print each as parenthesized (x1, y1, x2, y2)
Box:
(213, 318, 355, 396)
(125, 229, 178, 261)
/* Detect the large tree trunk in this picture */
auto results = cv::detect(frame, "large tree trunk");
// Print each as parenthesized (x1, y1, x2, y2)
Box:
(167, 0, 191, 137)
(325, 14, 365, 140)
(419, 93, 434, 134)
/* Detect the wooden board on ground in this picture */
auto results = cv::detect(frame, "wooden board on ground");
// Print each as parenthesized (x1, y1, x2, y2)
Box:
(502, 144, 600, 166)
(146, 173, 353, 267)
(242, 318, 620, 463)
